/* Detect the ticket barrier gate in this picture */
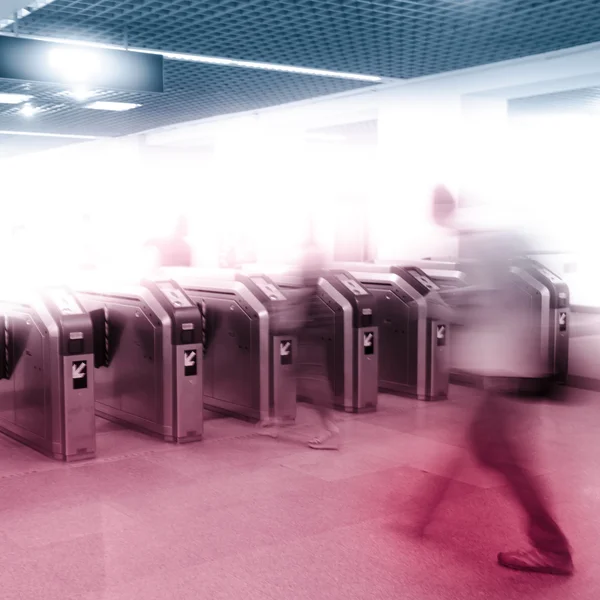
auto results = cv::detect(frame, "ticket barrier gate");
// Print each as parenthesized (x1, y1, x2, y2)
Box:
(419, 258, 570, 387)
(162, 269, 297, 423)
(335, 263, 450, 400)
(0, 289, 96, 461)
(512, 258, 570, 385)
(261, 269, 379, 413)
(76, 280, 203, 443)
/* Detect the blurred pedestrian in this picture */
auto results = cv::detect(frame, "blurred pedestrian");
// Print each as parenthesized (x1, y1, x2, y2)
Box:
(259, 237, 340, 450)
(416, 185, 573, 575)
(145, 215, 192, 268)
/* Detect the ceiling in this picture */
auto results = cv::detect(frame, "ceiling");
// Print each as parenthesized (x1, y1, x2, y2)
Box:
(1, 0, 600, 157)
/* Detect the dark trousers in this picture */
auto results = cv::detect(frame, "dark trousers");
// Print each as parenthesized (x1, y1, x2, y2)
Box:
(295, 334, 335, 421)
(419, 387, 570, 556)
(469, 390, 570, 555)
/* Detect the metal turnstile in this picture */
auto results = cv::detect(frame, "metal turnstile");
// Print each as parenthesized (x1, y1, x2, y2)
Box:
(512, 259, 570, 384)
(76, 280, 203, 443)
(164, 269, 297, 423)
(266, 270, 378, 413)
(335, 263, 450, 401)
(0, 288, 96, 461)
(419, 258, 570, 385)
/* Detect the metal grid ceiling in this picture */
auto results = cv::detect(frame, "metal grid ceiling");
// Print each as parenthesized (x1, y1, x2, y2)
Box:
(17, 0, 600, 79)
(509, 87, 600, 117)
(1, 0, 600, 154)
(0, 60, 368, 137)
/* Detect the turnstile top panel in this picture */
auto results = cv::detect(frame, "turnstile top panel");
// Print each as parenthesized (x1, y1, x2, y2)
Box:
(161, 267, 238, 281)
(76, 283, 149, 301)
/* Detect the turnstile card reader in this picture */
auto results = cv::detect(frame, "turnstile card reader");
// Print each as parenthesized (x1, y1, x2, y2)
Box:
(166, 269, 297, 423)
(336, 262, 450, 401)
(77, 280, 203, 443)
(322, 271, 378, 413)
(0, 288, 96, 461)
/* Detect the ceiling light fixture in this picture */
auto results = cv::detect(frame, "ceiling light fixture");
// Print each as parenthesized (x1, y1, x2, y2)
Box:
(0, 130, 101, 139)
(85, 101, 141, 112)
(20, 103, 38, 117)
(0, 33, 383, 83)
(68, 86, 95, 101)
(48, 46, 102, 84)
(0, 93, 33, 104)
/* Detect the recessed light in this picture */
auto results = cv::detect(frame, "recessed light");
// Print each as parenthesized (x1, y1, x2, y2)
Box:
(20, 103, 38, 117)
(85, 101, 141, 112)
(68, 87, 95, 101)
(0, 93, 33, 105)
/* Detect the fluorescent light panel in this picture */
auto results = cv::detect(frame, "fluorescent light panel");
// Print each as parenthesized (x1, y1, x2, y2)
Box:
(85, 101, 141, 111)
(0, 93, 33, 104)
(0, 130, 100, 139)
(1, 33, 383, 83)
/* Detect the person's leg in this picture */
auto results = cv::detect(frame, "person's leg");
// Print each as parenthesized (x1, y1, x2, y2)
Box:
(469, 388, 572, 574)
(413, 454, 465, 536)
(295, 336, 340, 449)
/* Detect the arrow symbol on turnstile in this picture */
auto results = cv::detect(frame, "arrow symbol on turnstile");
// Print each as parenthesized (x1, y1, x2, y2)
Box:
(72, 362, 86, 379)
(184, 351, 196, 367)
(559, 313, 567, 326)
(437, 325, 446, 339)
(280, 341, 291, 356)
(364, 333, 373, 347)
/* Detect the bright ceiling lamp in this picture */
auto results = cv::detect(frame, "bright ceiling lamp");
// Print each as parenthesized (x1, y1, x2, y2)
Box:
(0, 129, 100, 139)
(48, 46, 102, 84)
(65, 86, 95, 101)
(0, 93, 32, 104)
(160, 51, 383, 83)
(4, 33, 384, 83)
(20, 103, 37, 117)
(85, 101, 141, 111)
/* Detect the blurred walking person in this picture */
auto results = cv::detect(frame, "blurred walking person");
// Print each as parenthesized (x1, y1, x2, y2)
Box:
(259, 237, 340, 450)
(416, 185, 573, 575)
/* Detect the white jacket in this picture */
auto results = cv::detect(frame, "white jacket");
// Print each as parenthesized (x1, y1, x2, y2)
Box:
(451, 227, 546, 379)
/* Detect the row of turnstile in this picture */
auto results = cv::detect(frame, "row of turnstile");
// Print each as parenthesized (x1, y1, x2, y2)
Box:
(0, 258, 570, 462)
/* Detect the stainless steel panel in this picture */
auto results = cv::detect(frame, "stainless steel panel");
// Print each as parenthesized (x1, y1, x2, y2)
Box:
(77, 290, 178, 440)
(0, 310, 50, 451)
(271, 335, 297, 422)
(0, 297, 96, 461)
(62, 354, 96, 460)
(349, 271, 446, 401)
(181, 278, 280, 422)
(314, 279, 353, 411)
(173, 343, 203, 441)
(202, 296, 260, 419)
(354, 327, 378, 412)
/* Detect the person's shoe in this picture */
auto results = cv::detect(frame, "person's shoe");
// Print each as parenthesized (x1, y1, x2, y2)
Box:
(256, 418, 279, 438)
(308, 429, 340, 450)
(498, 548, 574, 575)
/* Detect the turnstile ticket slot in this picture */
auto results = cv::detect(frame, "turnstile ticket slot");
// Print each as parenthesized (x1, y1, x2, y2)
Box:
(361, 309, 373, 328)
(558, 293, 568, 309)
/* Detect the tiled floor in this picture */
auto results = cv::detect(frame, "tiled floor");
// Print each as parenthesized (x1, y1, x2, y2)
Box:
(1, 386, 599, 600)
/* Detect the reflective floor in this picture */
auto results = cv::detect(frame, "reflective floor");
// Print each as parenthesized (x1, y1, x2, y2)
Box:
(0, 386, 598, 600)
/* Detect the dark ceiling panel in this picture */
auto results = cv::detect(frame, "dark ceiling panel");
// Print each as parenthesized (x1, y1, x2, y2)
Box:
(0, 60, 370, 136)
(1, 0, 600, 143)
(16, 0, 600, 79)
